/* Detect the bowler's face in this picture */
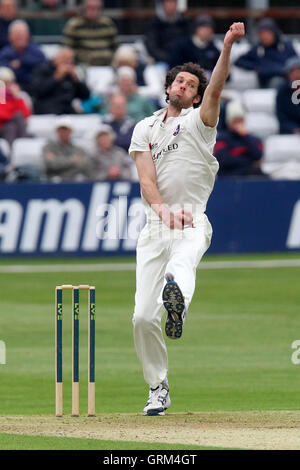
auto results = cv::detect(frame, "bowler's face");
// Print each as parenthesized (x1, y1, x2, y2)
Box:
(167, 72, 200, 109)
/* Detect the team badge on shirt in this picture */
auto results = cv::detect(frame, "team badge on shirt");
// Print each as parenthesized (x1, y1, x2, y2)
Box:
(173, 124, 180, 136)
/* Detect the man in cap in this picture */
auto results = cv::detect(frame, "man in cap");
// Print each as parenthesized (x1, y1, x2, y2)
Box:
(214, 100, 265, 177)
(42, 117, 91, 182)
(235, 17, 297, 88)
(144, 0, 189, 66)
(168, 15, 220, 77)
(276, 56, 300, 134)
(90, 123, 133, 180)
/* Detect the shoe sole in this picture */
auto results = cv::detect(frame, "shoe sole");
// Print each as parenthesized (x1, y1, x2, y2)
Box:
(145, 410, 165, 416)
(143, 397, 171, 416)
(162, 281, 185, 339)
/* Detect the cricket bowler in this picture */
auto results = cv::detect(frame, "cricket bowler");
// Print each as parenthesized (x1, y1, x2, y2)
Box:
(129, 22, 245, 415)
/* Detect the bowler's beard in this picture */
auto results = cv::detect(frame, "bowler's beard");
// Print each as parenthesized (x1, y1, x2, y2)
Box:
(169, 95, 184, 110)
(169, 90, 194, 110)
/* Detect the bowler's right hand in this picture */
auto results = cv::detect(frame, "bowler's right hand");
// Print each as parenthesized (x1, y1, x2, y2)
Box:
(163, 209, 193, 230)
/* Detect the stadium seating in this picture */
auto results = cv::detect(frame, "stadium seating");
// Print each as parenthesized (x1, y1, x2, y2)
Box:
(215, 38, 251, 63)
(11, 138, 46, 169)
(230, 40, 251, 62)
(138, 64, 164, 98)
(221, 88, 242, 103)
(226, 65, 259, 91)
(27, 115, 57, 139)
(40, 44, 61, 60)
(245, 112, 279, 139)
(264, 135, 300, 163)
(27, 114, 101, 140)
(64, 114, 101, 138)
(86, 66, 115, 95)
(262, 134, 300, 179)
(0, 138, 10, 159)
(242, 89, 276, 114)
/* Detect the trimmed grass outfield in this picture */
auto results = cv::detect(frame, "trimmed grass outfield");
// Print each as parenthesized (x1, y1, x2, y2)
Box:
(0, 433, 228, 450)
(0, 254, 300, 449)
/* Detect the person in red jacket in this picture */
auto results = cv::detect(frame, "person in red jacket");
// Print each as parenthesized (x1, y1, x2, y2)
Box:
(214, 100, 265, 177)
(0, 66, 31, 145)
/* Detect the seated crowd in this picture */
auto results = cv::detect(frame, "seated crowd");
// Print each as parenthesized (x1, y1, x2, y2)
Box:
(0, 0, 299, 183)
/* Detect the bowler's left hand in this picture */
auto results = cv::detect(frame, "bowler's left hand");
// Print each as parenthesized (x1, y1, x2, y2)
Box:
(224, 22, 245, 46)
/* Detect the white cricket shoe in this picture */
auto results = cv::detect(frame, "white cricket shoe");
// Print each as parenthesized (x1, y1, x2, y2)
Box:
(143, 383, 171, 416)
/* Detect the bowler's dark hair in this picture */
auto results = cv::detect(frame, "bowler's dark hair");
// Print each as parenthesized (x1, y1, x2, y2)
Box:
(165, 62, 208, 108)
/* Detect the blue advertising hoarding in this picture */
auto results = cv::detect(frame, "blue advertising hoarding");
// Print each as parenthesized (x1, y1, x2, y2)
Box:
(206, 179, 300, 253)
(0, 180, 299, 256)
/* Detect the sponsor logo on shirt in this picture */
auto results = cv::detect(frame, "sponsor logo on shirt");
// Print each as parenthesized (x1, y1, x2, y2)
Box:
(152, 143, 179, 163)
(149, 142, 158, 151)
(173, 124, 180, 136)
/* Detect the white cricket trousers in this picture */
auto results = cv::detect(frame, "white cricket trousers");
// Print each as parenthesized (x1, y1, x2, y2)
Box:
(133, 213, 212, 389)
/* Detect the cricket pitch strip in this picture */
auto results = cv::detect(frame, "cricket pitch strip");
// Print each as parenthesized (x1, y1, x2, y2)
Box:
(1, 411, 300, 450)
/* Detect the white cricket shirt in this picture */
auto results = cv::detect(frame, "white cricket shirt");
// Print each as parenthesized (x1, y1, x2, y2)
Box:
(129, 106, 219, 223)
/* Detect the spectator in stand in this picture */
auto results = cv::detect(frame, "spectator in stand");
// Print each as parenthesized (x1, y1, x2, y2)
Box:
(42, 117, 91, 182)
(113, 45, 147, 88)
(214, 100, 265, 178)
(31, 47, 90, 115)
(112, 44, 161, 99)
(168, 15, 220, 78)
(63, 0, 118, 66)
(0, 66, 31, 146)
(144, 0, 189, 67)
(90, 124, 132, 181)
(0, 20, 46, 92)
(276, 56, 300, 134)
(94, 66, 156, 122)
(81, 66, 158, 117)
(116, 67, 156, 122)
(102, 92, 135, 152)
(235, 18, 297, 88)
(0, 0, 17, 50)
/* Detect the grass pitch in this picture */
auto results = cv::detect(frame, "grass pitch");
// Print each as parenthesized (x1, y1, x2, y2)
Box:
(0, 254, 299, 449)
(0, 433, 224, 450)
